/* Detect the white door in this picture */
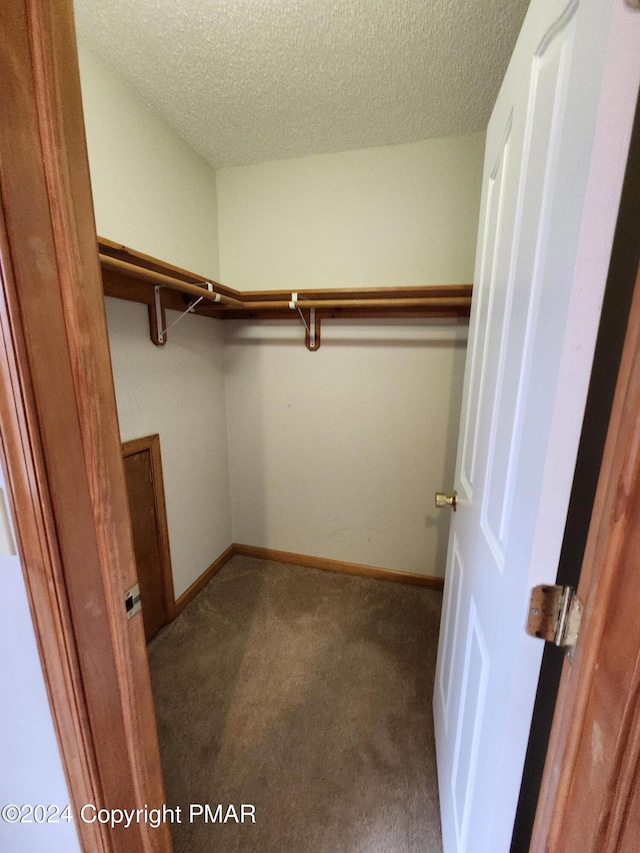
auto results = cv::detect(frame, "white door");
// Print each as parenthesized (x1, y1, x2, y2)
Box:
(433, 1, 640, 851)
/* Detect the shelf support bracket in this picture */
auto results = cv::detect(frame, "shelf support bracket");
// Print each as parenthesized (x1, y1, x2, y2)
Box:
(149, 285, 166, 347)
(305, 307, 321, 351)
(290, 293, 321, 351)
(150, 283, 219, 346)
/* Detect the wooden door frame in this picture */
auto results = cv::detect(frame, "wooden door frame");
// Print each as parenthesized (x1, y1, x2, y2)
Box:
(530, 270, 640, 849)
(0, 2, 171, 852)
(123, 434, 176, 626)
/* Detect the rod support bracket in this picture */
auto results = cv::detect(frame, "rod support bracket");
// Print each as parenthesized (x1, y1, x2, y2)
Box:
(305, 307, 321, 351)
(150, 285, 209, 345)
(149, 285, 167, 346)
(290, 295, 321, 351)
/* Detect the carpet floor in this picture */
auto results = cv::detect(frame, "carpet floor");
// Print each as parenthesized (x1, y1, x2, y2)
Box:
(147, 556, 443, 852)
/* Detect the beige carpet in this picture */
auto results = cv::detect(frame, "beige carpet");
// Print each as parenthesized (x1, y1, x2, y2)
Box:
(148, 556, 443, 852)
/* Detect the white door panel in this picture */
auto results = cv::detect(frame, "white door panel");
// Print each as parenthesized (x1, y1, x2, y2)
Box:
(434, 1, 640, 851)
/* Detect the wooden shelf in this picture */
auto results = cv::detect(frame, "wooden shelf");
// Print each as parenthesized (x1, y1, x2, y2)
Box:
(98, 237, 473, 350)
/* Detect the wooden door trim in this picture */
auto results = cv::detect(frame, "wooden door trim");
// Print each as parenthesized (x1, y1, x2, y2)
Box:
(0, 210, 108, 853)
(0, 2, 170, 851)
(530, 266, 640, 849)
(123, 434, 176, 624)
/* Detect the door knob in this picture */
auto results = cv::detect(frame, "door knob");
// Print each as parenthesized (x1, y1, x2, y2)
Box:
(435, 491, 457, 511)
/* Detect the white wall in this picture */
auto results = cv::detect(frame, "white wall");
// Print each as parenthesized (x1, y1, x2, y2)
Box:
(78, 41, 231, 597)
(78, 41, 219, 278)
(225, 321, 467, 576)
(218, 136, 484, 577)
(0, 468, 81, 853)
(105, 299, 232, 597)
(217, 134, 484, 289)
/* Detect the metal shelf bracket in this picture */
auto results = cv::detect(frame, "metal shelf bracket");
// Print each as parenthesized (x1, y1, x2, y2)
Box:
(151, 283, 220, 346)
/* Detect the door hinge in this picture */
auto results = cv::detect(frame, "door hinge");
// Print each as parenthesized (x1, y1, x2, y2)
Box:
(526, 585, 582, 659)
(124, 582, 141, 619)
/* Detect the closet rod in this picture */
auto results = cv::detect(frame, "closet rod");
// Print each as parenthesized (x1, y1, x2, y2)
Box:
(278, 296, 472, 310)
(99, 254, 245, 308)
(100, 252, 471, 312)
(220, 297, 472, 310)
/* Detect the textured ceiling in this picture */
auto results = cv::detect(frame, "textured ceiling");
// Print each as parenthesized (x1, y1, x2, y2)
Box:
(73, 0, 529, 168)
